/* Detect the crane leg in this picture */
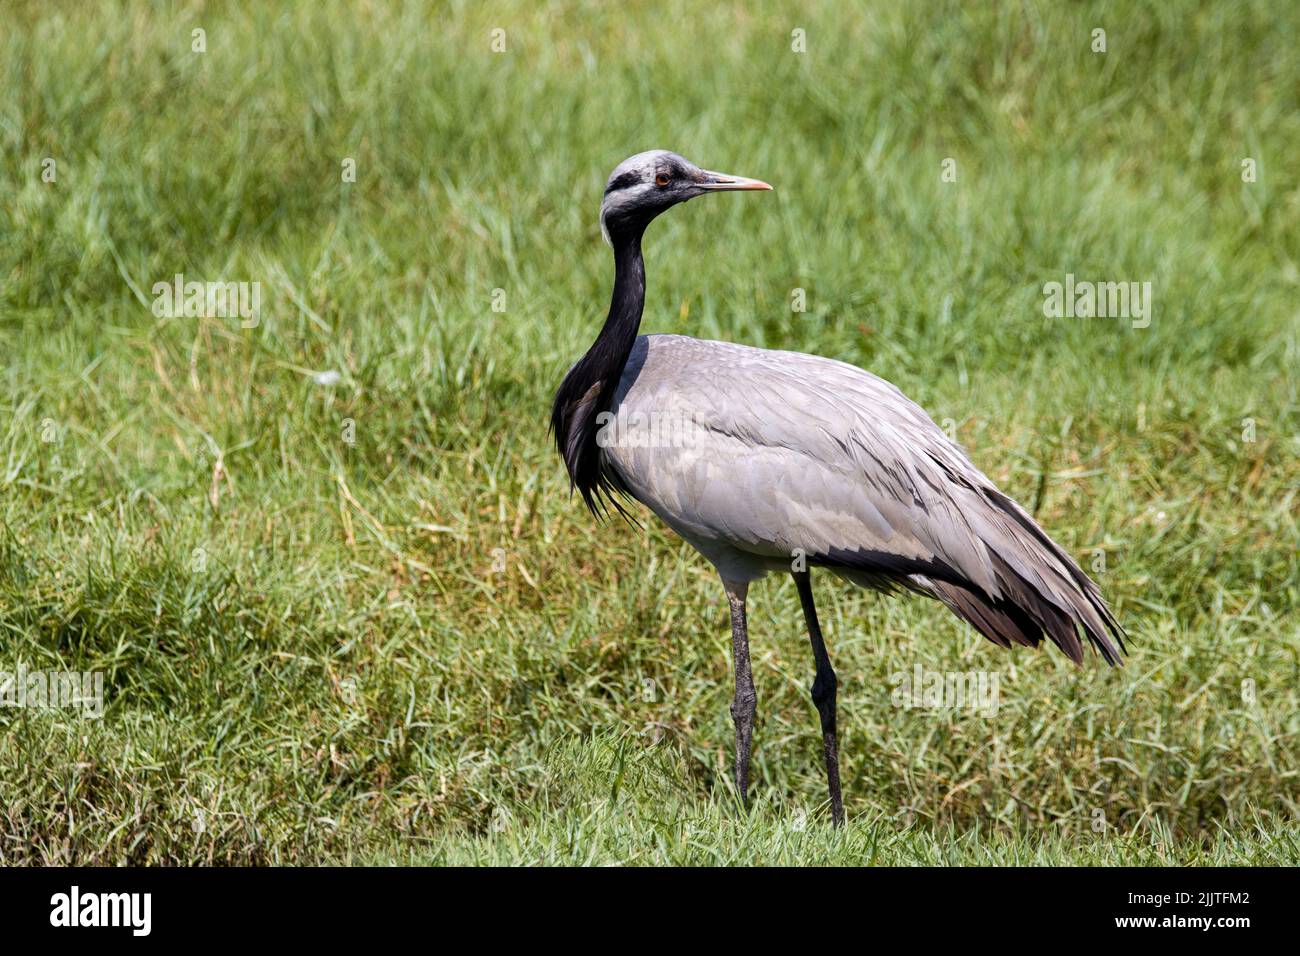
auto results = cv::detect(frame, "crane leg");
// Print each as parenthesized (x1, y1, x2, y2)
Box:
(722, 577, 756, 808)
(792, 569, 844, 827)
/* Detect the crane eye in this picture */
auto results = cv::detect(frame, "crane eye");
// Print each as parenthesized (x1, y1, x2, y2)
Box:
(654, 173, 670, 187)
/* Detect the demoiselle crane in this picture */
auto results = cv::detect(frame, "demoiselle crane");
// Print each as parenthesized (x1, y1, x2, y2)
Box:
(551, 150, 1126, 826)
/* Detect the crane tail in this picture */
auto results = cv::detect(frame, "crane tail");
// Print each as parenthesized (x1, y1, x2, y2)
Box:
(822, 492, 1127, 666)
(919, 568, 1123, 666)
(912, 556, 1124, 666)
(921, 578, 1046, 653)
(978, 489, 1127, 666)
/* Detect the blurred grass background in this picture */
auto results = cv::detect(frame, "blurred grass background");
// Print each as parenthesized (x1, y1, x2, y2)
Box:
(0, 0, 1296, 864)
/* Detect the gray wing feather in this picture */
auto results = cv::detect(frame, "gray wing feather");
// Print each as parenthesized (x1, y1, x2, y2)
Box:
(604, 335, 1125, 664)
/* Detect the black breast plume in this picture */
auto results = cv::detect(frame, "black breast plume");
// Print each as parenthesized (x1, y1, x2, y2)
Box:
(551, 229, 646, 519)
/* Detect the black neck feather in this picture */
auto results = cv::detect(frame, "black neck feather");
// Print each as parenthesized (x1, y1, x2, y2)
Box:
(551, 227, 646, 517)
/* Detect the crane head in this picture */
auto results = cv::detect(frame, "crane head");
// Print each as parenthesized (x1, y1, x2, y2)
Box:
(599, 149, 771, 244)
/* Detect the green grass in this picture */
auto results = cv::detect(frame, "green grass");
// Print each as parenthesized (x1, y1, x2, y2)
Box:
(1, 0, 1297, 865)
(378, 735, 1300, 866)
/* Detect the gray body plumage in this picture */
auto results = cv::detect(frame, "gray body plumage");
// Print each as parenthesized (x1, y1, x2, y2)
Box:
(601, 333, 1123, 664)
